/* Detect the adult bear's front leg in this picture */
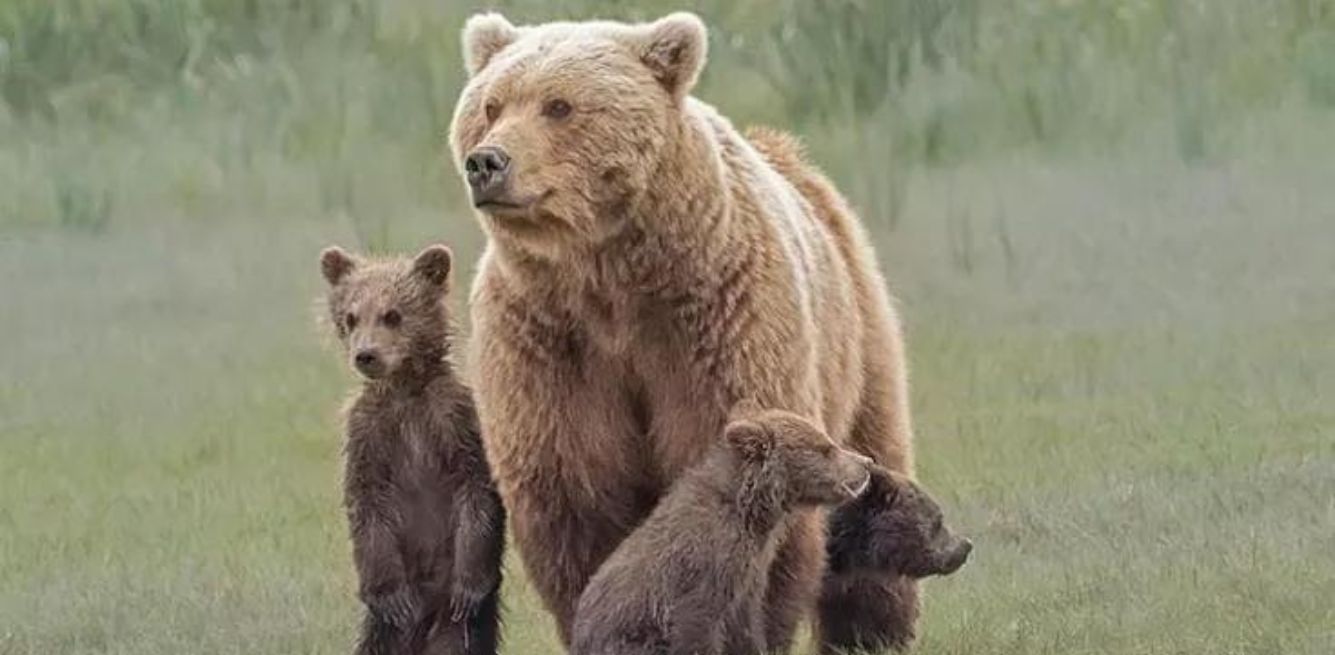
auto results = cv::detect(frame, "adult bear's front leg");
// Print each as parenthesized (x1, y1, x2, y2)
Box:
(507, 480, 649, 644)
(469, 310, 651, 645)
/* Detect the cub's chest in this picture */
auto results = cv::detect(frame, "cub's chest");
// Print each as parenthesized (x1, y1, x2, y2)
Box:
(366, 401, 449, 478)
(400, 412, 456, 468)
(392, 421, 435, 470)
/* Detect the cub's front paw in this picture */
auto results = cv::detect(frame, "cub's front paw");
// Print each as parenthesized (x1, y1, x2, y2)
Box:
(364, 586, 422, 629)
(449, 576, 497, 622)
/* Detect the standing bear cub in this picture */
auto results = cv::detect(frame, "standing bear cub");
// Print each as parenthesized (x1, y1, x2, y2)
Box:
(321, 244, 505, 655)
(571, 405, 873, 655)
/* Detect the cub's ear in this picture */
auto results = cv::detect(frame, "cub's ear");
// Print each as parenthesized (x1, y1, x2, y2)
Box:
(879, 472, 902, 507)
(633, 12, 708, 99)
(320, 246, 357, 286)
(463, 13, 520, 76)
(412, 244, 453, 287)
(724, 419, 773, 460)
(882, 468, 922, 508)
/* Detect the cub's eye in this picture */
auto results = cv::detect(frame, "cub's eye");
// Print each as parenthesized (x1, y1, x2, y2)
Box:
(381, 309, 402, 328)
(344, 313, 358, 330)
(484, 100, 501, 122)
(542, 98, 572, 120)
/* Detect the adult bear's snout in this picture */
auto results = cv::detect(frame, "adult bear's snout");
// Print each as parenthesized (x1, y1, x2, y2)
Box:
(465, 146, 512, 205)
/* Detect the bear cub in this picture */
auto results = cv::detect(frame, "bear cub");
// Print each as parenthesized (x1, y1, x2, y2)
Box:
(818, 464, 971, 651)
(571, 404, 874, 655)
(321, 244, 505, 655)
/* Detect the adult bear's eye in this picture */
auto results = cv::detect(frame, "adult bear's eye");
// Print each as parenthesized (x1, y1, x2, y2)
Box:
(542, 98, 572, 120)
(485, 100, 502, 122)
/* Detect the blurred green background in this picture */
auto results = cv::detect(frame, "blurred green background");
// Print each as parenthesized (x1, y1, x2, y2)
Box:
(2, 1, 1333, 653)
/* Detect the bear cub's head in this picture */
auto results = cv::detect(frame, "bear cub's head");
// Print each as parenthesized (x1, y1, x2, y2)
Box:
(319, 244, 454, 383)
(723, 404, 873, 508)
(827, 465, 972, 579)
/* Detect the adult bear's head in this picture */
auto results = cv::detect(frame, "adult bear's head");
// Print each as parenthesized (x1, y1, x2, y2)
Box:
(449, 12, 708, 260)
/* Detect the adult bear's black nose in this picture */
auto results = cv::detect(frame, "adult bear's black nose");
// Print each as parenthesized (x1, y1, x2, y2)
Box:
(465, 146, 512, 203)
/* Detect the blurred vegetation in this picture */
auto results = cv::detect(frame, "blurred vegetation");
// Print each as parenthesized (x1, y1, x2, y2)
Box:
(2, 0, 1334, 236)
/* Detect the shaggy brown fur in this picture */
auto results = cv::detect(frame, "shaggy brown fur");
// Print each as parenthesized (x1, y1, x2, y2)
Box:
(819, 467, 971, 653)
(321, 245, 505, 655)
(826, 465, 971, 579)
(571, 407, 873, 655)
(450, 12, 916, 652)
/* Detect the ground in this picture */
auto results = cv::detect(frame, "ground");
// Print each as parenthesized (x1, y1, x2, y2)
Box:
(2, 151, 1332, 654)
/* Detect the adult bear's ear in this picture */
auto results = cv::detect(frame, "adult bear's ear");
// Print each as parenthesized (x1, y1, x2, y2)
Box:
(725, 418, 773, 460)
(412, 244, 453, 287)
(462, 13, 520, 76)
(320, 246, 357, 286)
(633, 12, 707, 100)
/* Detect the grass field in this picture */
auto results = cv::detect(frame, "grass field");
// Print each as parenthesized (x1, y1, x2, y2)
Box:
(3, 1, 1335, 654)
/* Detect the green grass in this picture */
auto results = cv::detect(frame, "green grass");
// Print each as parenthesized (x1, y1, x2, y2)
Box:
(3, 1, 1335, 653)
(3, 158, 1332, 654)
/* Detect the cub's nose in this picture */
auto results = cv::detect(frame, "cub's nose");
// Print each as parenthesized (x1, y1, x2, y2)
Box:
(464, 146, 512, 203)
(941, 538, 973, 575)
(354, 350, 380, 375)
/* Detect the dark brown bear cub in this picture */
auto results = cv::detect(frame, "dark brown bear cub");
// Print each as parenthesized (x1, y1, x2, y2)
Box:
(819, 465, 971, 653)
(571, 405, 873, 655)
(321, 244, 505, 655)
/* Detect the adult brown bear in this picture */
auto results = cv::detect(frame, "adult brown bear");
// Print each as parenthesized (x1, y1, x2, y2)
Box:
(450, 12, 918, 653)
